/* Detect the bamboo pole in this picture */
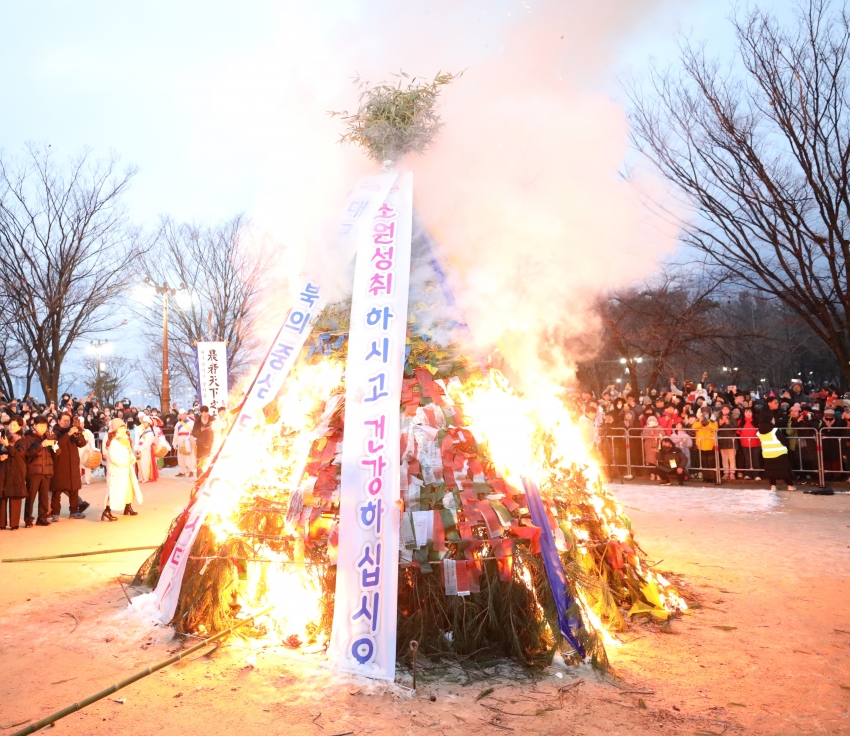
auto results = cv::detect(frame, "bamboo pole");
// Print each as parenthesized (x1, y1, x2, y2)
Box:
(10, 606, 273, 736)
(2, 546, 159, 563)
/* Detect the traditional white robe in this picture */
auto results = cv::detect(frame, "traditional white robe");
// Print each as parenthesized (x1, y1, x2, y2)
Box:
(78, 428, 97, 484)
(105, 439, 143, 509)
(172, 419, 196, 474)
(135, 426, 158, 482)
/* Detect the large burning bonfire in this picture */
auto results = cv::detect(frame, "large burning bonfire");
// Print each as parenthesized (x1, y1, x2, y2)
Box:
(135, 74, 685, 676)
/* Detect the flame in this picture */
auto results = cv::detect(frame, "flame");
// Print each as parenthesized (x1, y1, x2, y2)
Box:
(203, 358, 345, 645)
(197, 355, 684, 652)
(448, 369, 687, 632)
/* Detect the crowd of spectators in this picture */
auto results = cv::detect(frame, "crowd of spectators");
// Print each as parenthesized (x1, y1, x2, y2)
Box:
(571, 375, 850, 489)
(0, 392, 229, 530)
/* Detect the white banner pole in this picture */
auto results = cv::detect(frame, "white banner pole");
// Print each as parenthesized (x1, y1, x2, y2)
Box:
(329, 171, 413, 681)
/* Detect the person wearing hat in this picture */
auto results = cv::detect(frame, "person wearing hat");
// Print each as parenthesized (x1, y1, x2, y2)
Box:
(191, 406, 214, 473)
(0, 416, 28, 529)
(641, 415, 665, 479)
(819, 407, 848, 481)
(135, 413, 159, 483)
(172, 409, 196, 478)
(104, 418, 142, 520)
(24, 416, 58, 526)
(694, 409, 719, 483)
(757, 418, 795, 491)
(656, 437, 688, 486)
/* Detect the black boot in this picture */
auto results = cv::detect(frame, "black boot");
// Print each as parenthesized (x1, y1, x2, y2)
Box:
(101, 507, 117, 522)
(124, 504, 138, 516)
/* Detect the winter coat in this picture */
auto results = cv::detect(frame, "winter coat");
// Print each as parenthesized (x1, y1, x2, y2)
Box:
(820, 418, 848, 462)
(641, 425, 665, 465)
(694, 420, 719, 452)
(25, 431, 57, 477)
(1, 435, 28, 498)
(670, 429, 693, 451)
(657, 414, 677, 436)
(192, 417, 215, 457)
(716, 415, 737, 450)
(657, 445, 688, 470)
(105, 438, 143, 509)
(737, 418, 761, 448)
(50, 425, 88, 492)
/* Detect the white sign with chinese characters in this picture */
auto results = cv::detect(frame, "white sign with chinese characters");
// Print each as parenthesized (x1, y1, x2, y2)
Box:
(197, 342, 228, 411)
(329, 171, 413, 681)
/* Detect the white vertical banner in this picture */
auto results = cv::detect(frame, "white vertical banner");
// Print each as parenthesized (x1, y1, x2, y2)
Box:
(153, 281, 324, 623)
(197, 341, 228, 411)
(330, 171, 413, 680)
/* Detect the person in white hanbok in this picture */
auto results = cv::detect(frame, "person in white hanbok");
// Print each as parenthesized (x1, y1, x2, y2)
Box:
(135, 414, 158, 483)
(103, 419, 143, 520)
(172, 410, 196, 478)
(76, 416, 97, 485)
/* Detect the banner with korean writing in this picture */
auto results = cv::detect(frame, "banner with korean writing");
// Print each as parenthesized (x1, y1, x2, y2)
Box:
(152, 281, 324, 622)
(150, 170, 398, 625)
(197, 341, 228, 411)
(329, 171, 413, 681)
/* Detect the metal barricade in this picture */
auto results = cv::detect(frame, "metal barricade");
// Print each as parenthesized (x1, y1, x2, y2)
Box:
(593, 424, 836, 488)
(818, 427, 849, 486)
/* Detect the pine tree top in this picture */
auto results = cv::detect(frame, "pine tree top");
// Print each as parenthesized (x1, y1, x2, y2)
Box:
(330, 71, 461, 163)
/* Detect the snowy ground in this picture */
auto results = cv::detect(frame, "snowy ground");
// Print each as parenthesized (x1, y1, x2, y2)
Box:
(1, 472, 849, 735)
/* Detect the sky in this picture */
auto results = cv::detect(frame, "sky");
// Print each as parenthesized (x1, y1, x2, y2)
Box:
(0, 0, 799, 402)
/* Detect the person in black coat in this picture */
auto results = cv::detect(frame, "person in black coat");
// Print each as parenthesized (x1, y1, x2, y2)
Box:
(0, 416, 28, 529)
(50, 412, 88, 520)
(656, 437, 688, 486)
(191, 406, 214, 472)
(25, 416, 58, 527)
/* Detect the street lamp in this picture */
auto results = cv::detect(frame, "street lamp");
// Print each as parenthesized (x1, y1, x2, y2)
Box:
(144, 278, 187, 414)
(88, 339, 111, 403)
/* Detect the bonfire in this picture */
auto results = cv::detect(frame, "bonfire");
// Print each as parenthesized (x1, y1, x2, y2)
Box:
(135, 74, 685, 678)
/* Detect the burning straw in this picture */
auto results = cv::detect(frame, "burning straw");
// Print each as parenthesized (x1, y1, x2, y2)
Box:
(135, 297, 684, 668)
(135, 75, 684, 670)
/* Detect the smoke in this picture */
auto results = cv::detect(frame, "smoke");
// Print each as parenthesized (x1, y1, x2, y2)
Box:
(247, 0, 682, 383)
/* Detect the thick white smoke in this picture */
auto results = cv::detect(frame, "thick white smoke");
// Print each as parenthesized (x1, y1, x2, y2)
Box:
(246, 0, 681, 384)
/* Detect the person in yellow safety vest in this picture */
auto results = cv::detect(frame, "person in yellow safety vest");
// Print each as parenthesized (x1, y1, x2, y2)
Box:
(757, 420, 796, 491)
(694, 410, 719, 483)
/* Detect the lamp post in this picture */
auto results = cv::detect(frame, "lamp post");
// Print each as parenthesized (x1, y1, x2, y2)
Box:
(144, 279, 187, 414)
(89, 339, 110, 404)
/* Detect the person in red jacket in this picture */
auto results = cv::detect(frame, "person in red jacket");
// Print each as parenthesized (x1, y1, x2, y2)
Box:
(657, 404, 679, 436)
(736, 408, 762, 481)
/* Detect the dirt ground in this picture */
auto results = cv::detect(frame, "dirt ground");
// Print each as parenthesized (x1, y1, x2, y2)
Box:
(1, 469, 849, 735)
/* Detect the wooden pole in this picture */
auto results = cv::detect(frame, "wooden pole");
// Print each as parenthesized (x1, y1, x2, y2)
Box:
(2, 545, 159, 563)
(10, 607, 273, 736)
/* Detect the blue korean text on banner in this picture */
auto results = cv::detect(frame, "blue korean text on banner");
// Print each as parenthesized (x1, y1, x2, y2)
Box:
(521, 476, 586, 656)
(329, 171, 414, 681)
(152, 281, 324, 623)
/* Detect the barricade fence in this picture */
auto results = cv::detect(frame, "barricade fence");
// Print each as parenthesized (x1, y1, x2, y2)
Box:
(595, 427, 846, 487)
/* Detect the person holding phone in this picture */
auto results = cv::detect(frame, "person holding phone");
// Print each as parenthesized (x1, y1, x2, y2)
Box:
(0, 416, 28, 529)
(24, 416, 58, 527)
(49, 412, 89, 521)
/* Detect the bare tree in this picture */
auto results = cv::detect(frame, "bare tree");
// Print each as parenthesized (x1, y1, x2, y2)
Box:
(0, 144, 145, 402)
(627, 0, 850, 385)
(80, 355, 134, 405)
(137, 215, 267, 391)
(580, 271, 730, 394)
